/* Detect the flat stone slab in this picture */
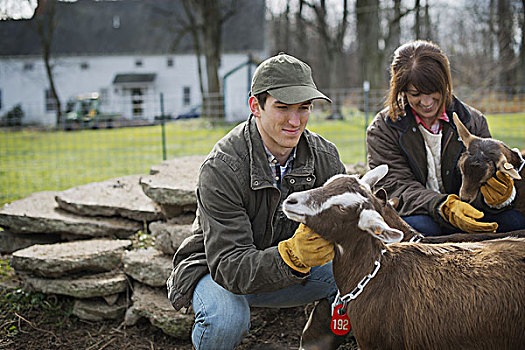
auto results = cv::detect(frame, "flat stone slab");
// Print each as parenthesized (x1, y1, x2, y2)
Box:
(0, 191, 141, 238)
(72, 297, 127, 321)
(55, 175, 163, 222)
(26, 270, 128, 298)
(123, 247, 172, 287)
(140, 155, 205, 213)
(124, 284, 193, 338)
(0, 230, 62, 254)
(11, 239, 132, 278)
(149, 220, 193, 255)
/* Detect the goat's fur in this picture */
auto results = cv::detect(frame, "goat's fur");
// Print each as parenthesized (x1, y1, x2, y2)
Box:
(374, 187, 525, 243)
(284, 165, 525, 350)
(453, 113, 525, 216)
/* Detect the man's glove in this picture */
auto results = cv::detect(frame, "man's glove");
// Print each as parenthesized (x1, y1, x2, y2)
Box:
(480, 171, 515, 207)
(440, 194, 498, 233)
(278, 224, 334, 274)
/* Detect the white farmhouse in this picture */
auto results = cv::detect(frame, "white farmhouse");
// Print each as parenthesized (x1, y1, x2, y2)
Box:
(0, 0, 266, 126)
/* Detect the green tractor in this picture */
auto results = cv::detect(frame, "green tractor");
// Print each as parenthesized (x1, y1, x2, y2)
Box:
(64, 93, 120, 130)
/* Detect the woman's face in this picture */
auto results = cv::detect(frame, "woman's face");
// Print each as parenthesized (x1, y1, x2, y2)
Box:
(405, 84, 443, 124)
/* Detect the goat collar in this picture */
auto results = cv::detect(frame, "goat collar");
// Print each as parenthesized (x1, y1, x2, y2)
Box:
(332, 248, 387, 314)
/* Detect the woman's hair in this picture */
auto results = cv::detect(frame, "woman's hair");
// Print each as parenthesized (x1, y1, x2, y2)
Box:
(385, 40, 453, 121)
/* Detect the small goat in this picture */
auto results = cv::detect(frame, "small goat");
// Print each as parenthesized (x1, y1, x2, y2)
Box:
(284, 165, 525, 350)
(453, 113, 525, 216)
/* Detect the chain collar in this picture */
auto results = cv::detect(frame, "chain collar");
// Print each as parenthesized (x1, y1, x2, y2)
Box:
(513, 148, 525, 173)
(409, 234, 423, 243)
(332, 248, 387, 315)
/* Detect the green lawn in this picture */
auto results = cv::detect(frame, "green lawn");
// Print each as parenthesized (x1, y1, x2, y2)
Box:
(1, 112, 524, 206)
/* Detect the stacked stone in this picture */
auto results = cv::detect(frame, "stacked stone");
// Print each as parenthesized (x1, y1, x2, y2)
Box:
(0, 155, 205, 338)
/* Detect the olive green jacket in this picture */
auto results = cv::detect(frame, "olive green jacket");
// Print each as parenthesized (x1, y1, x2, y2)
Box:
(366, 97, 491, 224)
(167, 115, 345, 310)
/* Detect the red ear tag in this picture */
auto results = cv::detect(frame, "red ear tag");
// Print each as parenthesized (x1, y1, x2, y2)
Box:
(331, 304, 351, 335)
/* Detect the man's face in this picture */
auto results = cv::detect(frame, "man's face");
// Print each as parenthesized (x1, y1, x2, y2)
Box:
(250, 95, 312, 160)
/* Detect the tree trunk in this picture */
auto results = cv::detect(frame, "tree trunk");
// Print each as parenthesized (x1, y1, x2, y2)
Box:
(34, 0, 62, 127)
(497, 0, 516, 86)
(356, 0, 382, 89)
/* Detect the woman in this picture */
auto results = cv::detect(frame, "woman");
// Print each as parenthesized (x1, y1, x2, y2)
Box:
(366, 40, 525, 235)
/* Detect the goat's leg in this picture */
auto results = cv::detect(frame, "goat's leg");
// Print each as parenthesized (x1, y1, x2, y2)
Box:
(300, 298, 348, 350)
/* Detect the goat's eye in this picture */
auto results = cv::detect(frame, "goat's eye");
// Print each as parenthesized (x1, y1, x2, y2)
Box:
(337, 205, 347, 213)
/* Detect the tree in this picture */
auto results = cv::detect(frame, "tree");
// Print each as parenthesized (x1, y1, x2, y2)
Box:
(497, 0, 517, 86)
(181, 0, 238, 119)
(33, 0, 62, 126)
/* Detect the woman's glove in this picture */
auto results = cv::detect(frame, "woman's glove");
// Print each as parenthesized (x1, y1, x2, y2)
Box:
(480, 171, 515, 207)
(440, 194, 498, 233)
(278, 224, 334, 273)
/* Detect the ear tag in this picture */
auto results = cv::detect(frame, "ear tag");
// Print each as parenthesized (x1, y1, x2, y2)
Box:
(331, 304, 351, 335)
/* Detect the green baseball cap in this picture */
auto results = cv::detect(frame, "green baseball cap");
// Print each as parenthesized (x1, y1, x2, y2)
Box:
(250, 53, 331, 104)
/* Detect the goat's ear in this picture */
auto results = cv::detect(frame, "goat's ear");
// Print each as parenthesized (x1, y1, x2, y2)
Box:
(453, 112, 476, 147)
(361, 165, 388, 188)
(358, 209, 404, 244)
(374, 188, 388, 204)
(496, 153, 522, 180)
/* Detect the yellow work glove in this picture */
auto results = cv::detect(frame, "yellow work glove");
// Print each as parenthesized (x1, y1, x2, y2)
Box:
(480, 171, 514, 206)
(440, 194, 498, 233)
(278, 224, 335, 274)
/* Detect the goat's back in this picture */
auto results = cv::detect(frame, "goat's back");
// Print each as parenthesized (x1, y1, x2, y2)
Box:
(347, 238, 525, 350)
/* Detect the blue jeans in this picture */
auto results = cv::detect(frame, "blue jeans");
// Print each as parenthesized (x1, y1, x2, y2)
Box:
(191, 262, 337, 350)
(402, 209, 525, 236)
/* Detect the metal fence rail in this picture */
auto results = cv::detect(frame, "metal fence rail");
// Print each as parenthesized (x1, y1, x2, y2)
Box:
(1, 87, 524, 206)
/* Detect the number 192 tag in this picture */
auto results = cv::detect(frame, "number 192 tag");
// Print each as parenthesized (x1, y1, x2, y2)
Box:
(331, 304, 351, 335)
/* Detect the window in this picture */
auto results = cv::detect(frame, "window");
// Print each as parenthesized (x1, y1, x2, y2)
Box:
(135, 59, 143, 67)
(183, 86, 191, 106)
(23, 63, 33, 71)
(113, 15, 120, 29)
(80, 62, 89, 70)
(45, 89, 57, 112)
(167, 57, 174, 67)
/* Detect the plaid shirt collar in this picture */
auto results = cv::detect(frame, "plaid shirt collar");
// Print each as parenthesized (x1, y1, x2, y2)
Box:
(264, 146, 296, 188)
(413, 108, 449, 134)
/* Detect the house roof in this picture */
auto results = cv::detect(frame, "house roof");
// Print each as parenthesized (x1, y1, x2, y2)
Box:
(0, 0, 265, 57)
(113, 73, 156, 84)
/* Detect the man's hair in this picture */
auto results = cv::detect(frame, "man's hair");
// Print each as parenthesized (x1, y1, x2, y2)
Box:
(255, 92, 269, 110)
(385, 40, 453, 121)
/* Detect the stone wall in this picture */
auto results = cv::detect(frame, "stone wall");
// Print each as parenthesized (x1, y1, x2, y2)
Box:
(0, 155, 364, 337)
(0, 155, 205, 337)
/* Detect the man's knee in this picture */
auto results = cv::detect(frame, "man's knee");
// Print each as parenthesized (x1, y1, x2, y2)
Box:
(192, 304, 250, 349)
(192, 274, 251, 349)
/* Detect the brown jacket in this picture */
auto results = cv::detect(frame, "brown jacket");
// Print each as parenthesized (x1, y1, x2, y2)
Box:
(366, 96, 491, 224)
(167, 115, 346, 310)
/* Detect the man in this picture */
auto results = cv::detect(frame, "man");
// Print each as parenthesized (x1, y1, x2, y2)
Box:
(167, 53, 346, 349)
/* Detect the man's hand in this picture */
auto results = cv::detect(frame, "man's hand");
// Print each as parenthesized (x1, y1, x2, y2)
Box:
(480, 171, 515, 207)
(440, 194, 498, 233)
(278, 224, 334, 273)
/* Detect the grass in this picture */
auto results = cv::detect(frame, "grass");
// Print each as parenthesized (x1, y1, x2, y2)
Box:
(1, 112, 524, 206)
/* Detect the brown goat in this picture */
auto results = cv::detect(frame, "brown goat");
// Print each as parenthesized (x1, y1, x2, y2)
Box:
(284, 165, 525, 350)
(453, 112, 525, 216)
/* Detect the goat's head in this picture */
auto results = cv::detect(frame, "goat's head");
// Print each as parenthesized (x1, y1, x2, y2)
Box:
(453, 113, 522, 203)
(283, 165, 404, 245)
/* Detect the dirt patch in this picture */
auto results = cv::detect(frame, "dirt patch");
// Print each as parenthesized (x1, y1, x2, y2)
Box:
(0, 287, 307, 350)
(0, 254, 357, 350)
